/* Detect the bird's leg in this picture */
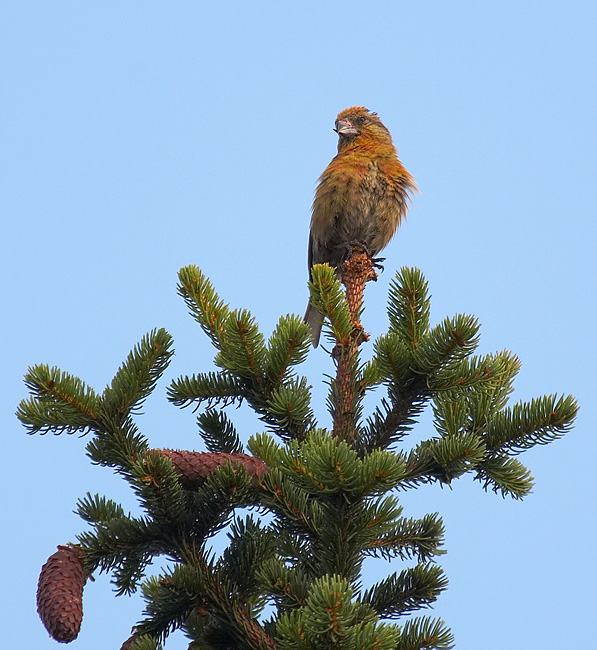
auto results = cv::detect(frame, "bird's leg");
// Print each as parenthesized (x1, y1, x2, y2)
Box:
(348, 240, 372, 257)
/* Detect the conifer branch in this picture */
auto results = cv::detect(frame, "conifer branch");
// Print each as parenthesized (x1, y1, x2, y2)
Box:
(215, 309, 268, 376)
(145, 555, 278, 650)
(257, 558, 311, 610)
(355, 377, 430, 454)
(388, 267, 430, 348)
(395, 617, 455, 650)
(307, 264, 353, 346)
(197, 409, 244, 453)
(76, 515, 166, 580)
(260, 470, 324, 538)
(102, 329, 174, 422)
(374, 332, 414, 386)
(362, 564, 449, 618)
(265, 314, 311, 385)
(119, 634, 161, 650)
(177, 265, 230, 347)
(76, 493, 126, 524)
(134, 567, 206, 643)
(427, 432, 486, 483)
(167, 371, 243, 408)
(474, 455, 534, 499)
(397, 445, 441, 489)
(365, 513, 445, 562)
(220, 515, 277, 601)
(85, 417, 148, 471)
(484, 394, 578, 453)
(414, 314, 480, 374)
(17, 365, 100, 435)
(276, 575, 399, 650)
(265, 377, 315, 441)
(429, 350, 520, 393)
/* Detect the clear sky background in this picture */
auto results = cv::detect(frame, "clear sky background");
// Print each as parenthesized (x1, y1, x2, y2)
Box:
(2, 3, 596, 649)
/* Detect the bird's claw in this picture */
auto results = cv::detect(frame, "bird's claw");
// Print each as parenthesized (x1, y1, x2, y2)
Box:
(371, 256, 385, 272)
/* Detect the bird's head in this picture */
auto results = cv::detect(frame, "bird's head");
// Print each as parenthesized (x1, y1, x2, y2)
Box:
(334, 106, 392, 150)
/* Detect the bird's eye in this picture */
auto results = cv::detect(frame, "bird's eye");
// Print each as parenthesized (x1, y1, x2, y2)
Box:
(358, 116, 367, 123)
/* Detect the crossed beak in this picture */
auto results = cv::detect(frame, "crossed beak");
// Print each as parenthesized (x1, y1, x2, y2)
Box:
(334, 119, 359, 136)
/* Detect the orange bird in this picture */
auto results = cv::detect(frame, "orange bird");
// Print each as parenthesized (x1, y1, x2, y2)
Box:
(304, 106, 417, 346)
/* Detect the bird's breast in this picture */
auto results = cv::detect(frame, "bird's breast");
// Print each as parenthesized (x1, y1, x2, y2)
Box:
(313, 158, 403, 249)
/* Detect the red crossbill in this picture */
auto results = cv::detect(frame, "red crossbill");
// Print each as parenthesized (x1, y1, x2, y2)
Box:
(304, 106, 417, 346)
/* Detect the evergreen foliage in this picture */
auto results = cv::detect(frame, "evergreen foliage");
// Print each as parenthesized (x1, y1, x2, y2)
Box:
(21, 264, 578, 649)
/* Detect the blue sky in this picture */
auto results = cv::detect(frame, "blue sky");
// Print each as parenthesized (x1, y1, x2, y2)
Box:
(2, 3, 596, 649)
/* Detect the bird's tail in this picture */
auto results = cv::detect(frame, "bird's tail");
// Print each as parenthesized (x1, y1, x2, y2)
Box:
(304, 302, 324, 348)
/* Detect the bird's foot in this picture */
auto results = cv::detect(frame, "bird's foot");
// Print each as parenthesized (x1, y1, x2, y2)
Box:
(371, 256, 386, 272)
(346, 240, 372, 258)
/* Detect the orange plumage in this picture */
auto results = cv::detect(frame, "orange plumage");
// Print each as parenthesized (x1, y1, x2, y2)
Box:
(305, 106, 417, 346)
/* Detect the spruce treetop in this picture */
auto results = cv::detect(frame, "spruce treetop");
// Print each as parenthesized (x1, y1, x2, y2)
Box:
(21, 254, 577, 650)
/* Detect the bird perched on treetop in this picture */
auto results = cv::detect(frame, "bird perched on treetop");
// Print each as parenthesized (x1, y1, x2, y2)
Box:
(304, 106, 417, 346)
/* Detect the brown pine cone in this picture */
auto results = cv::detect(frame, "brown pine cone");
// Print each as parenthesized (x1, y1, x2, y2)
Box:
(155, 450, 269, 489)
(37, 545, 86, 643)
